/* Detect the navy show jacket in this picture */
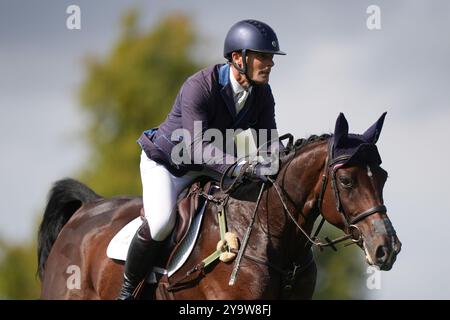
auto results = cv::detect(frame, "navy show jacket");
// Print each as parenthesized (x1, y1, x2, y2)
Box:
(137, 63, 278, 177)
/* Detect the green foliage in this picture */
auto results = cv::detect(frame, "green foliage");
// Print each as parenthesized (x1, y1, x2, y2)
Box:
(312, 224, 368, 299)
(0, 239, 40, 299)
(78, 10, 201, 197)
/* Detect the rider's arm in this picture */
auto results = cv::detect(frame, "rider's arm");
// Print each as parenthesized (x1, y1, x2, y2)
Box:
(180, 78, 236, 175)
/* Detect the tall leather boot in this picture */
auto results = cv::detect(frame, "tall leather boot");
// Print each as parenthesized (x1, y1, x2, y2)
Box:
(117, 220, 163, 300)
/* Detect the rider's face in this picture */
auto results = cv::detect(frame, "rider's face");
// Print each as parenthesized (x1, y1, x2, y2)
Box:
(232, 51, 275, 86)
(246, 51, 275, 85)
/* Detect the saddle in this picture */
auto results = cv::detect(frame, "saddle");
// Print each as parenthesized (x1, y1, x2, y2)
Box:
(170, 178, 215, 246)
(135, 178, 219, 298)
(157, 176, 262, 270)
(133, 177, 260, 299)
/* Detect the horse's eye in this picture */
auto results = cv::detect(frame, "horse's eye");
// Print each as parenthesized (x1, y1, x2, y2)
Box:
(339, 176, 353, 188)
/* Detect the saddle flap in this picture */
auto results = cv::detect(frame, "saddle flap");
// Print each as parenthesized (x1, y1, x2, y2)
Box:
(174, 180, 212, 244)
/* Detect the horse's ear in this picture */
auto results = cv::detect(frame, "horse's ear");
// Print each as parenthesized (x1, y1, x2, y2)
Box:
(363, 112, 387, 144)
(334, 113, 349, 146)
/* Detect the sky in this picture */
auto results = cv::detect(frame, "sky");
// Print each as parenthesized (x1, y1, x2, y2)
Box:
(1, 0, 450, 299)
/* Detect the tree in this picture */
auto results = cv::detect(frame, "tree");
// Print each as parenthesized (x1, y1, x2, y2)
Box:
(0, 238, 40, 299)
(78, 10, 201, 197)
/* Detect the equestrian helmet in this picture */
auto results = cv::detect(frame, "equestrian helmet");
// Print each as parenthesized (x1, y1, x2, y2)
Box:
(224, 19, 286, 60)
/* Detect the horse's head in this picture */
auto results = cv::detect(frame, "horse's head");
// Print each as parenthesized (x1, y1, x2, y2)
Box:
(319, 113, 401, 270)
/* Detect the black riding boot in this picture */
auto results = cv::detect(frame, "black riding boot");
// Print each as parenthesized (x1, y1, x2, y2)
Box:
(117, 220, 163, 300)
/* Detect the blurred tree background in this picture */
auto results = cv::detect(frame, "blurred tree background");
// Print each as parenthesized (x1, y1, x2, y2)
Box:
(313, 225, 367, 299)
(78, 10, 200, 196)
(0, 237, 40, 299)
(0, 9, 367, 299)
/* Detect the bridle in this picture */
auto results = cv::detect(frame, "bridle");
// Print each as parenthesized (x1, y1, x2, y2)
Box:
(271, 137, 387, 251)
(217, 136, 388, 290)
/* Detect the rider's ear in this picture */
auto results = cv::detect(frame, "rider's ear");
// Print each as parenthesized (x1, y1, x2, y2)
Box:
(362, 112, 387, 144)
(232, 52, 242, 67)
(334, 113, 349, 147)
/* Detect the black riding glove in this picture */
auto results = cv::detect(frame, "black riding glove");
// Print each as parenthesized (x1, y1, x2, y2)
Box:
(230, 160, 276, 182)
(244, 162, 270, 182)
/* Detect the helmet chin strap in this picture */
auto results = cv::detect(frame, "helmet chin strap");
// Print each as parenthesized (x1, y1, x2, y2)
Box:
(231, 49, 257, 87)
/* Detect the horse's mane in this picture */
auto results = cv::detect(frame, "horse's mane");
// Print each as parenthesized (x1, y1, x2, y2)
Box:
(280, 133, 331, 162)
(292, 134, 331, 151)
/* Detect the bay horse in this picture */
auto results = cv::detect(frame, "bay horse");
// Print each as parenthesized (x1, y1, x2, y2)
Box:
(37, 113, 401, 299)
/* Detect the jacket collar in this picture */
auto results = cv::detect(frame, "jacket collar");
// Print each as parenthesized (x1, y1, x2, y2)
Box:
(219, 63, 237, 119)
(219, 63, 230, 87)
(218, 63, 256, 127)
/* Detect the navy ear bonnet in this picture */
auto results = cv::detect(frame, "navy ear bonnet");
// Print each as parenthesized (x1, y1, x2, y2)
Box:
(332, 112, 387, 166)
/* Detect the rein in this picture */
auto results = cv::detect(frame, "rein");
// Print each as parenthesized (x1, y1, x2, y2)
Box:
(228, 182, 266, 285)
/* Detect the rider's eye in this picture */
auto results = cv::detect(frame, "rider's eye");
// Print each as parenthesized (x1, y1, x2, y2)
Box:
(339, 176, 353, 188)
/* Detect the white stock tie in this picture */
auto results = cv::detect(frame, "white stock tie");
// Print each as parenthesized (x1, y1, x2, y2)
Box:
(235, 89, 249, 115)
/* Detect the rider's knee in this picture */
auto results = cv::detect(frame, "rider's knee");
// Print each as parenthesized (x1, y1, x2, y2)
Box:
(147, 215, 175, 241)
(137, 218, 152, 242)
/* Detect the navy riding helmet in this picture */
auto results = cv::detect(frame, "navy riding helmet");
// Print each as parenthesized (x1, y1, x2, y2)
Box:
(224, 19, 286, 75)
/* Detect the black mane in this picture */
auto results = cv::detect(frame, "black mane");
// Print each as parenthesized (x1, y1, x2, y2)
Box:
(293, 134, 331, 151)
(280, 133, 331, 163)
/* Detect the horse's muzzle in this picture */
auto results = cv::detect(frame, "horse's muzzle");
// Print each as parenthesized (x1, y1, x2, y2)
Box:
(361, 215, 401, 271)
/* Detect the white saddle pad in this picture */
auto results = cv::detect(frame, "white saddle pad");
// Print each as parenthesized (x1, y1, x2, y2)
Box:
(106, 199, 208, 280)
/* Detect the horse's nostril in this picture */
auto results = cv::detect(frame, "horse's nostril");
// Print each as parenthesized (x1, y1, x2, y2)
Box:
(376, 246, 387, 261)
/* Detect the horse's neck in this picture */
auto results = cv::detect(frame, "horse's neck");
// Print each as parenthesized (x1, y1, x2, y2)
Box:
(262, 142, 327, 259)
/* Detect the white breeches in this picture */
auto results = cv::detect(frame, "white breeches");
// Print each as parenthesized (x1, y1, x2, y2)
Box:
(140, 151, 215, 241)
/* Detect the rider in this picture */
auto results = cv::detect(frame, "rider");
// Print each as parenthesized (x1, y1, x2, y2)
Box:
(117, 19, 286, 300)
